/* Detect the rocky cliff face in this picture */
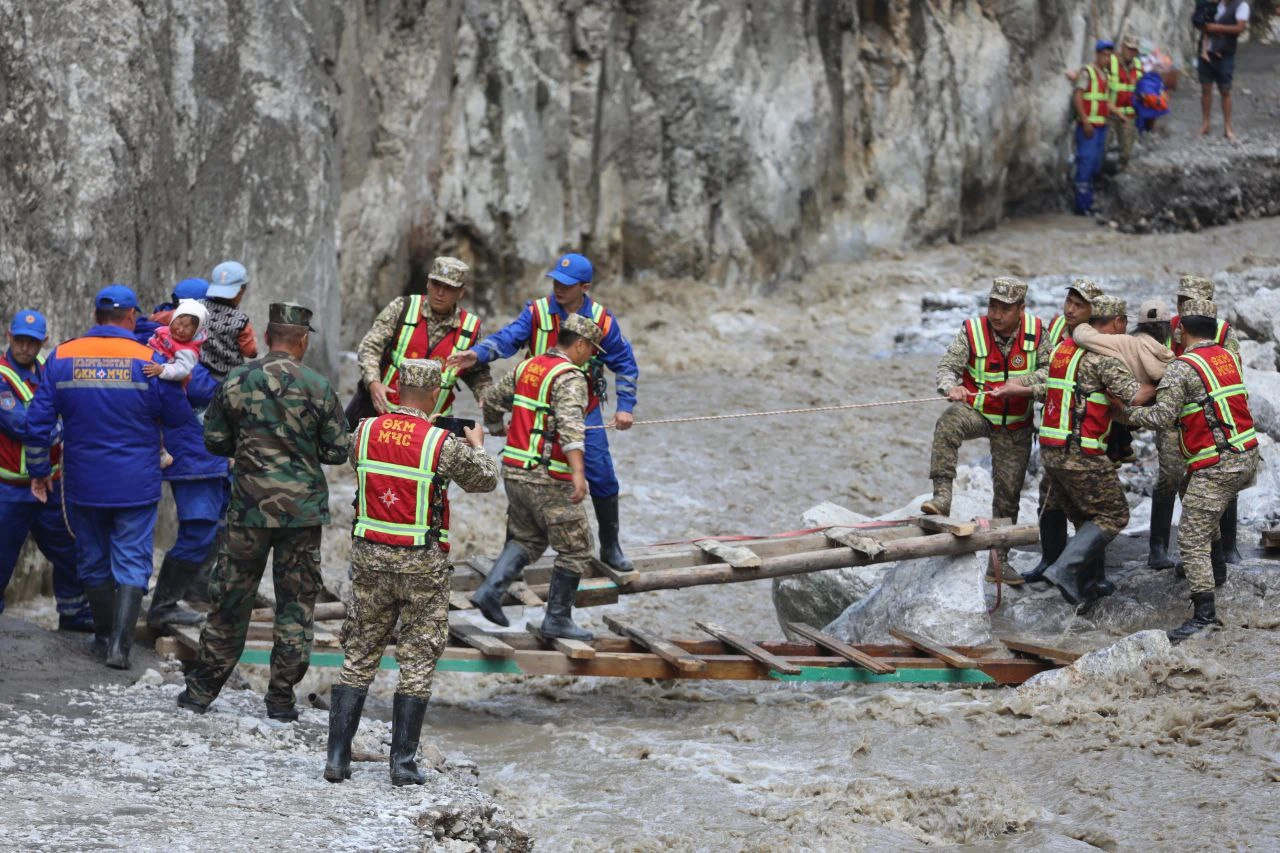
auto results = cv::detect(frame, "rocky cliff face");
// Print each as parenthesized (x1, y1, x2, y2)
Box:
(1, 1, 1187, 356)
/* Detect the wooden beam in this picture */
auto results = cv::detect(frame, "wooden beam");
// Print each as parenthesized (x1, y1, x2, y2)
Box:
(590, 558, 636, 587)
(824, 527, 886, 558)
(251, 601, 348, 623)
(917, 515, 979, 537)
(694, 539, 762, 569)
(999, 637, 1082, 667)
(449, 623, 516, 658)
(786, 622, 896, 674)
(1262, 528, 1280, 550)
(888, 627, 977, 669)
(527, 624, 595, 660)
(603, 615, 706, 673)
(448, 591, 476, 611)
(509, 581, 544, 607)
(695, 621, 802, 675)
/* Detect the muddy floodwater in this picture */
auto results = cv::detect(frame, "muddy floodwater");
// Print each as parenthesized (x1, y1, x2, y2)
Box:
(393, 214, 1280, 849)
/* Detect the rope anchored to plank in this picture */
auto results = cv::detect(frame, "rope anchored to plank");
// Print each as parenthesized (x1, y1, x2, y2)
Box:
(588, 395, 951, 430)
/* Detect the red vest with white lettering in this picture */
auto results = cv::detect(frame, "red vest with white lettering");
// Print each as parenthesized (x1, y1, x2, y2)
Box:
(1176, 345, 1258, 471)
(0, 354, 61, 486)
(1037, 339, 1113, 455)
(380, 298, 481, 415)
(352, 413, 452, 549)
(527, 297, 611, 414)
(959, 314, 1043, 430)
(501, 353, 579, 481)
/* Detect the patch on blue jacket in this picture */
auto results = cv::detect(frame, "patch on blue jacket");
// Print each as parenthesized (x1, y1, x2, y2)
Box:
(72, 358, 135, 382)
(0, 391, 14, 410)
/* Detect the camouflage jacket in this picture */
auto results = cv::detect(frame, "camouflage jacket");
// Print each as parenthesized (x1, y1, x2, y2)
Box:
(357, 298, 493, 403)
(1037, 348, 1139, 471)
(487, 349, 588, 485)
(205, 351, 350, 527)
(935, 319, 1056, 396)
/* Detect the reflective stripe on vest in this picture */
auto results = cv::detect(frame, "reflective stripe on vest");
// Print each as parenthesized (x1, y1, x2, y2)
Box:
(1047, 315, 1068, 348)
(1170, 316, 1233, 360)
(1109, 55, 1141, 115)
(1037, 340, 1112, 454)
(1082, 65, 1109, 126)
(501, 354, 580, 480)
(529, 298, 611, 413)
(430, 312, 482, 417)
(1176, 348, 1258, 471)
(0, 357, 59, 483)
(353, 416, 451, 548)
(380, 295, 427, 389)
(960, 313, 1042, 429)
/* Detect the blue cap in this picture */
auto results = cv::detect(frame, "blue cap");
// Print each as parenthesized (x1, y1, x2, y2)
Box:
(95, 284, 140, 311)
(9, 310, 48, 342)
(1096, 39, 1115, 52)
(207, 260, 249, 299)
(546, 253, 594, 286)
(172, 277, 209, 300)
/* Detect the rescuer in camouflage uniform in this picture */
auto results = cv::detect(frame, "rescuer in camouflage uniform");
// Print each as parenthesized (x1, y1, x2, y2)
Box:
(325, 359, 498, 786)
(471, 313, 599, 640)
(179, 303, 350, 720)
(1124, 299, 1259, 642)
(924, 277, 1055, 583)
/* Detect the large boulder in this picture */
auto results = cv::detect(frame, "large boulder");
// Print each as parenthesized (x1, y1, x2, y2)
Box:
(1016, 630, 1173, 697)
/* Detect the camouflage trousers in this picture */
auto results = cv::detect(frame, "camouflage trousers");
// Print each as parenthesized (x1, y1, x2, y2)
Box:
(184, 525, 322, 711)
(1155, 428, 1187, 499)
(505, 477, 594, 576)
(1043, 459, 1130, 538)
(1108, 114, 1136, 166)
(929, 403, 1034, 522)
(339, 565, 450, 701)
(1180, 452, 1258, 594)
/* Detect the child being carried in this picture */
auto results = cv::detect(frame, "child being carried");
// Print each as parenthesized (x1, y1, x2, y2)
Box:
(143, 299, 208, 468)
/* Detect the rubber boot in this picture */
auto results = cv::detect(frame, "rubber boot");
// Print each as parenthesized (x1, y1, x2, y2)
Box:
(1079, 552, 1115, 615)
(539, 568, 593, 642)
(147, 555, 206, 629)
(58, 612, 95, 633)
(920, 478, 952, 517)
(1043, 521, 1109, 607)
(84, 584, 116, 660)
(184, 537, 218, 607)
(1220, 497, 1243, 565)
(175, 689, 209, 714)
(323, 684, 368, 783)
(1167, 591, 1219, 643)
(1021, 509, 1067, 585)
(105, 585, 145, 670)
(1211, 540, 1228, 588)
(389, 693, 429, 786)
(1147, 494, 1176, 570)
(470, 541, 528, 628)
(594, 495, 635, 573)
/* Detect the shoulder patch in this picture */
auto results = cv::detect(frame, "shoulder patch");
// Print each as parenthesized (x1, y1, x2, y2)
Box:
(0, 391, 16, 411)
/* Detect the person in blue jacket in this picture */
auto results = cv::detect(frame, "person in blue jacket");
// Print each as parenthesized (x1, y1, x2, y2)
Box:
(0, 310, 92, 631)
(447, 253, 640, 572)
(133, 277, 212, 345)
(24, 285, 192, 669)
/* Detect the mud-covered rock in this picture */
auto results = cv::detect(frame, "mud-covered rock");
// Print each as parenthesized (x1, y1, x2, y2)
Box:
(1017, 630, 1173, 696)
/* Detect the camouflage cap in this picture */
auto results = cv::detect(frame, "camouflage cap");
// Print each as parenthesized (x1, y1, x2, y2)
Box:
(1137, 298, 1172, 323)
(1177, 275, 1215, 300)
(1181, 298, 1217, 319)
(561, 312, 605, 351)
(428, 257, 470, 289)
(397, 358, 442, 389)
(269, 302, 316, 331)
(1122, 34, 1140, 50)
(988, 276, 1027, 305)
(1091, 294, 1127, 317)
(1067, 278, 1104, 304)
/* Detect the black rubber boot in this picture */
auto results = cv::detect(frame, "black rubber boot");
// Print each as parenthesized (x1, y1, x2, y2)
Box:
(175, 689, 209, 714)
(1220, 497, 1243, 565)
(1211, 540, 1228, 588)
(470, 541, 528, 628)
(84, 584, 116, 659)
(1044, 521, 1110, 607)
(324, 685, 368, 783)
(105, 585, 145, 670)
(1079, 552, 1114, 614)
(1147, 494, 1176, 570)
(58, 612, 95, 633)
(594, 495, 635, 573)
(540, 568, 593, 641)
(1021, 509, 1067, 585)
(1168, 591, 1219, 643)
(147, 555, 206, 629)
(389, 693, 430, 786)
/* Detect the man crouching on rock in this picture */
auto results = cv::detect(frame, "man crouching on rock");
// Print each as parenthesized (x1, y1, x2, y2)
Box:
(326, 359, 498, 786)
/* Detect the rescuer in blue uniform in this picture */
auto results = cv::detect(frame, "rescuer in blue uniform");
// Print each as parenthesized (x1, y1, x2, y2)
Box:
(24, 285, 192, 669)
(447, 253, 640, 572)
(0, 310, 92, 630)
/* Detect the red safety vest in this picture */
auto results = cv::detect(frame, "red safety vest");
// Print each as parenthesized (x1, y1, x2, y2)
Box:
(352, 413, 452, 549)
(528, 297, 612, 414)
(1037, 339, 1113, 455)
(380, 296, 481, 415)
(1168, 315, 1232, 358)
(0, 355, 61, 486)
(1046, 315, 1068, 348)
(960, 314, 1043, 430)
(1176, 345, 1258, 471)
(501, 353, 580, 481)
(1081, 65, 1110, 126)
(1109, 54, 1142, 115)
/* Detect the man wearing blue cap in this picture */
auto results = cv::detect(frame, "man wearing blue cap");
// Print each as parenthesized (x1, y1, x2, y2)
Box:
(1071, 40, 1114, 215)
(447, 252, 641, 574)
(0, 310, 93, 631)
(201, 260, 258, 377)
(24, 285, 192, 669)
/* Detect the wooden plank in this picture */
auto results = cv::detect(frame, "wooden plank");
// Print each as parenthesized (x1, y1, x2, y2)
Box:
(603, 615, 706, 673)
(824, 527, 885, 559)
(463, 556, 494, 578)
(591, 557, 636, 587)
(509, 581, 544, 607)
(695, 621, 802, 675)
(888, 627, 978, 669)
(1262, 528, 1280, 550)
(449, 623, 516, 658)
(786, 622, 896, 674)
(918, 515, 979, 537)
(999, 637, 1083, 667)
(154, 636, 194, 661)
(526, 623, 596, 659)
(694, 539, 762, 569)
(251, 601, 347, 623)
(449, 591, 476, 611)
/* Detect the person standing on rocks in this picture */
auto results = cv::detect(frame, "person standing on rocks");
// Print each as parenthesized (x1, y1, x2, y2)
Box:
(1196, 1, 1250, 140)
(922, 277, 1051, 585)
(469, 313, 602, 640)
(0, 310, 92, 632)
(1072, 40, 1114, 215)
(351, 257, 492, 428)
(447, 253, 640, 575)
(178, 303, 349, 721)
(23, 286, 193, 669)
(1108, 35, 1143, 169)
(200, 260, 258, 379)
(1122, 299, 1258, 641)
(325, 359, 498, 787)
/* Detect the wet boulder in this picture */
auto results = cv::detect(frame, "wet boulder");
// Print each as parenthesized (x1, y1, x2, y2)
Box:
(1016, 630, 1173, 697)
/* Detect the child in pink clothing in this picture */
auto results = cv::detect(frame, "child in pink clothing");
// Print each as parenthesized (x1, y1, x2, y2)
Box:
(143, 300, 208, 467)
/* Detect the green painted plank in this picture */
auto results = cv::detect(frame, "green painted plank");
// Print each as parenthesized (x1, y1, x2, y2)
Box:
(769, 666, 995, 684)
(237, 648, 522, 674)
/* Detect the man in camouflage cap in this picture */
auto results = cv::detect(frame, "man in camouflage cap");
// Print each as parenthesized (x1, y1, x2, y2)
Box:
(1124, 299, 1258, 641)
(471, 312, 603, 639)
(925, 276, 1054, 584)
(180, 302, 350, 720)
(325, 358, 498, 787)
(354, 256, 492, 428)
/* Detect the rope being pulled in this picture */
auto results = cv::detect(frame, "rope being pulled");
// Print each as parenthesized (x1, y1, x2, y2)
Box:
(587, 395, 950, 430)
